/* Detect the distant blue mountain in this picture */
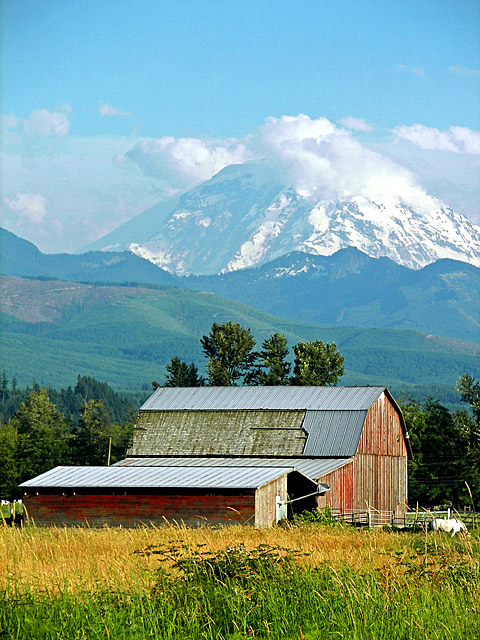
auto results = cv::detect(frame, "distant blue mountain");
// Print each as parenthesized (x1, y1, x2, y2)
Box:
(2, 227, 479, 342)
(187, 247, 480, 342)
(0, 227, 178, 286)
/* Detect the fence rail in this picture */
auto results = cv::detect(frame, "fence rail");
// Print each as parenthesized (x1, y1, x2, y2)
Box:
(329, 508, 395, 527)
(328, 507, 480, 529)
(405, 509, 480, 528)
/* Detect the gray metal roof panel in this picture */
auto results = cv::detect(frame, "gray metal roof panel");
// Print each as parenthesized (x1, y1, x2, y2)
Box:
(302, 410, 368, 457)
(113, 457, 352, 480)
(140, 386, 385, 412)
(20, 465, 303, 490)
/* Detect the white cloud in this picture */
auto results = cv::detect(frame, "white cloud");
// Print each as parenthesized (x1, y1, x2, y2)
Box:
(412, 67, 425, 77)
(124, 114, 450, 213)
(23, 107, 70, 137)
(449, 126, 480, 155)
(0, 135, 176, 252)
(397, 64, 425, 77)
(0, 113, 22, 130)
(393, 124, 480, 155)
(449, 65, 480, 79)
(339, 117, 374, 132)
(126, 136, 250, 188)
(2, 112, 479, 252)
(4, 193, 48, 224)
(98, 102, 132, 117)
(255, 114, 425, 208)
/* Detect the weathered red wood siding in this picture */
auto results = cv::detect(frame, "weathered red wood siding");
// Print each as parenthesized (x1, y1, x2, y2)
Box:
(357, 392, 407, 458)
(317, 461, 354, 511)
(356, 392, 408, 520)
(23, 491, 255, 528)
(318, 393, 408, 520)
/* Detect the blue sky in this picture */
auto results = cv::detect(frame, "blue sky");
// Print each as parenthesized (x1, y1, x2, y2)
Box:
(1, 0, 479, 252)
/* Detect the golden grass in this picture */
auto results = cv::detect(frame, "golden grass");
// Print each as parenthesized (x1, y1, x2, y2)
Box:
(1, 523, 477, 595)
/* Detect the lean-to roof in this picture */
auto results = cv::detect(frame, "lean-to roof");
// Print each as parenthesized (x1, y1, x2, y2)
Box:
(114, 456, 352, 480)
(19, 465, 317, 491)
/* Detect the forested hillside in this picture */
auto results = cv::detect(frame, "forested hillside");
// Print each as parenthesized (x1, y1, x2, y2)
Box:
(2, 229, 479, 342)
(1, 276, 478, 408)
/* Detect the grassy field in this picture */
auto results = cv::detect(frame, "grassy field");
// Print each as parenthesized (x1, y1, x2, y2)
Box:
(1, 523, 479, 639)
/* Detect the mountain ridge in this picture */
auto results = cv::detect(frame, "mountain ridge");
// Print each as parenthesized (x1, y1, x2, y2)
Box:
(80, 162, 480, 275)
(1, 275, 478, 409)
(1, 228, 479, 343)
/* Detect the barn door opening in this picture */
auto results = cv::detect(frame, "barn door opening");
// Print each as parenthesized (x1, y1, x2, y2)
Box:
(286, 472, 318, 519)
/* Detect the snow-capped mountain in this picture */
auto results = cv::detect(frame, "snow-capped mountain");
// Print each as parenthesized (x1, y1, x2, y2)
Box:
(83, 162, 480, 275)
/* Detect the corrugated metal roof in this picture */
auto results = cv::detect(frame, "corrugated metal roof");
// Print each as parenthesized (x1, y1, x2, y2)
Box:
(303, 410, 368, 457)
(140, 386, 385, 412)
(19, 465, 311, 490)
(113, 457, 352, 480)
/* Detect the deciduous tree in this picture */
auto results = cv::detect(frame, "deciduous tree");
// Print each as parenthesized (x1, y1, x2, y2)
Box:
(200, 321, 257, 386)
(291, 340, 344, 386)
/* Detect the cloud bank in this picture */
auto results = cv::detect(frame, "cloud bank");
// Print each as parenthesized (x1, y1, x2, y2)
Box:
(2, 111, 479, 252)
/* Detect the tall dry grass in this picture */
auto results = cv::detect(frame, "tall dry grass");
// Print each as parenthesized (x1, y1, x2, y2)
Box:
(1, 523, 479, 639)
(1, 522, 478, 595)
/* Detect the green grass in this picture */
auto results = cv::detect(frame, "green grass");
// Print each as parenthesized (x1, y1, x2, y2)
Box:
(1, 535, 479, 639)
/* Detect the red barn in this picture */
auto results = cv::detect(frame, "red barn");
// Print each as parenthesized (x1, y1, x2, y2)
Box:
(21, 386, 411, 527)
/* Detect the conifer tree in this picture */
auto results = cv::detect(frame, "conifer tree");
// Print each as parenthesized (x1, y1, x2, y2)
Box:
(256, 333, 291, 385)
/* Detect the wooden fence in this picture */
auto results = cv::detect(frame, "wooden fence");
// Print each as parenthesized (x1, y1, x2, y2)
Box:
(329, 507, 479, 529)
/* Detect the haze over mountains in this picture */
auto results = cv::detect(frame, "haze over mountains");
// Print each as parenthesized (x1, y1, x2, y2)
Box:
(83, 162, 480, 275)
(1, 228, 479, 344)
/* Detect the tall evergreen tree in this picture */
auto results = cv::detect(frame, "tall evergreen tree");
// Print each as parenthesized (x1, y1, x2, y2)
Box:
(291, 340, 344, 386)
(455, 374, 480, 505)
(10, 388, 71, 484)
(73, 399, 135, 466)
(200, 321, 257, 386)
(402, 397, 469, 507)
(0, 422, 18, 498)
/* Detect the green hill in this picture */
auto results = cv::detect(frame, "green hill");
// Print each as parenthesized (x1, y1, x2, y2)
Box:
(1, 277, 478, 409)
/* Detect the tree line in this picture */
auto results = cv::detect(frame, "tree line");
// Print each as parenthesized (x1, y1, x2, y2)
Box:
(0, 321, 478, 509)
(155, 321, 345, 387)
(0, 375, 137, 499)
(402, 374, 480, 507)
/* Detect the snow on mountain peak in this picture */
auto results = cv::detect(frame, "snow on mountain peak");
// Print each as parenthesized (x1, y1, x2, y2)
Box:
(90, 158, 480, 275)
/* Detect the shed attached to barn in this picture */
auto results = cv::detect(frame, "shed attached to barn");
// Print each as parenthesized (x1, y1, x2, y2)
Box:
(21, 386, 411, 527)
(20, 464, 322, 527)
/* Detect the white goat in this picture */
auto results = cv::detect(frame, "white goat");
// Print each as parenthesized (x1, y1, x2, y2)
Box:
(428, 517, 468, 537)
